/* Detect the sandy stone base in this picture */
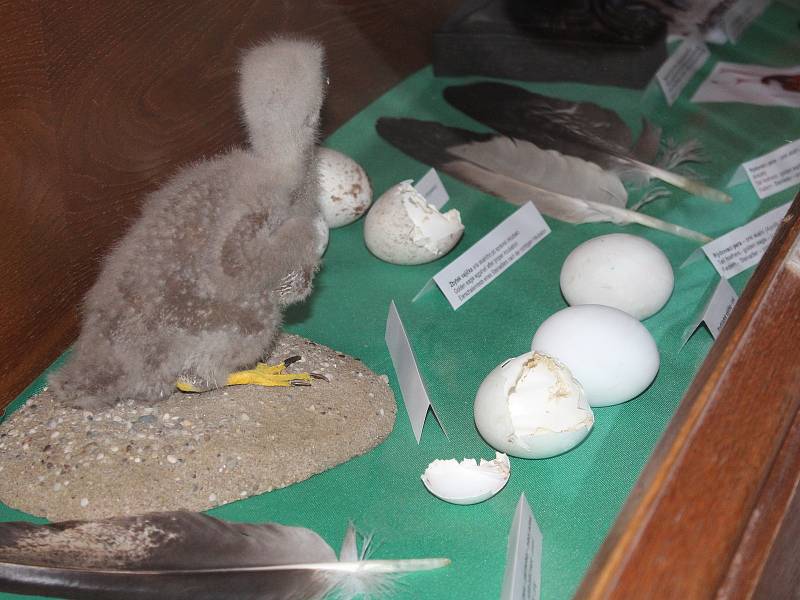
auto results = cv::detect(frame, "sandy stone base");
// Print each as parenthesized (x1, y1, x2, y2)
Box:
(0, 334, 396, 521)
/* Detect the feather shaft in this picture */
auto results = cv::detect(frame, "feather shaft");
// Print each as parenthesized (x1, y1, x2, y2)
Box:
(0, 511, 449, 600)
(624, 158, 731, 204)
(445, 159, 711, 243)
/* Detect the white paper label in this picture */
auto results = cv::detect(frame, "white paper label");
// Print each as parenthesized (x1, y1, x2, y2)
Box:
(702, 202, 791, 278)
(414, 168, 450, 210)
(722, 0, 769, 43)
(692, 62, 800, 108)
(384, 301, 445, 443)
(743, 139, 800, 200)
(501, 493, 543, 600)
(656, 38, 710, 105)
(432, 202, 550, 310)
(683, 278, 739, 345)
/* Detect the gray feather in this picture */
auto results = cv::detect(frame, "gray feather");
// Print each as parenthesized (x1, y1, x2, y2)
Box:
(443, 82, 731, 203)
(0, 512, 449, 600)
(375, 117, 710, 242)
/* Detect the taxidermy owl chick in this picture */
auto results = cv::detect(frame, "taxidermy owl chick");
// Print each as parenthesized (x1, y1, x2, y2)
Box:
(49, 37, 327, 410)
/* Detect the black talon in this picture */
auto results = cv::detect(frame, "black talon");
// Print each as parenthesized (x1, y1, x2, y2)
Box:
(283, 355, 302, 367)
(310, 372, 329, 381)
(290, 380, 312, 387)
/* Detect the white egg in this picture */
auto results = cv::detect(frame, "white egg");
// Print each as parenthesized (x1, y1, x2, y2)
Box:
(531, 305, 659, 407)
(474, 352, 594, 459)
(560, 233, 674, 320)
(317, 147, 372, 228)
(363, 180, 464, 265)
(421, 452, 510, 505)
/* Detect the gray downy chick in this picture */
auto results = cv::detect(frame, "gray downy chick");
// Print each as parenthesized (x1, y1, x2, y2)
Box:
(50, 37, 327, 410)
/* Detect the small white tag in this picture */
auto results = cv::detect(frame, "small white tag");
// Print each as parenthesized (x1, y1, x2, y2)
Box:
(743, 140, 800, 200)
(692, 62, 800, 107)
(727, 164, 748, 188)
(656, 38, 710, 105)
(501, 493, 543, 600)
(721, 0, 769, 43)
(384, 301, 446, 443)
(682, 278, 739, 345)
(413, 168, 450, 210)
(432, 202, 550, 310)
(702, 202, 791, 278)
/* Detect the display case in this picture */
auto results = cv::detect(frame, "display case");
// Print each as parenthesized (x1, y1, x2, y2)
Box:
(1, 2, 798, 598)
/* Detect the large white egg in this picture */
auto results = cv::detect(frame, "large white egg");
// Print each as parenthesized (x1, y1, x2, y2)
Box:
(474, 352, 594, 459)
(317, 147, 372, 228)
(364, 180, 464, 265)
(560, 233, 674, 320)
(531, 305, 659, 407)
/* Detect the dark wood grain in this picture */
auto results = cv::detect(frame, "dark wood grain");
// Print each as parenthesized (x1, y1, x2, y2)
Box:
(575, 194, 800, 599)
(0, 0, 460, 408)
(0, 0, 80, 410)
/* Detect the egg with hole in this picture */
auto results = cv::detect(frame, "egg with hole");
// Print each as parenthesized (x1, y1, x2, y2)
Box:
(364, 180, 464, 265)
(560, 233, 674, 320)
(474, 352, 594, 459)
(531, 305, 660, 407)
(317, 147, 372, 228)
(421, 452, 510, 505)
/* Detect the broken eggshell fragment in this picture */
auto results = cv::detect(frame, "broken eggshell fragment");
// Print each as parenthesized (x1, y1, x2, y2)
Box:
(364, 180, 464, 265)
(474, 352, 594, 459)
(421, 452, 510, 505)
(317, 147, 373, 228)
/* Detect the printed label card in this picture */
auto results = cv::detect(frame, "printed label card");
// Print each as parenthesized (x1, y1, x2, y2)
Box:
(682, 278, 739, 345)
(421, 202, 549, 309)
(701, 202, 791, 278)
(385, 301, 446, 443)
(501, 493, 543, 600)
(656, 37, 710, 105)
(743, 140, 800, 200)
(414, 168, 450, 210)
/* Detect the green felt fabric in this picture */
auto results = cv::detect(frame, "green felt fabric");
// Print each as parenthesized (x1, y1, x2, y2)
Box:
(2, 3, 799, 599)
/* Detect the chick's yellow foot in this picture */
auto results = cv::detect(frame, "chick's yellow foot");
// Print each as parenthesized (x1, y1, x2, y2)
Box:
(176, 356, 316, 393)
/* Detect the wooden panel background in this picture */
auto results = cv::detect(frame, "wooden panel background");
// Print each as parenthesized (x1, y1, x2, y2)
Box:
(0, 0, 460, 409)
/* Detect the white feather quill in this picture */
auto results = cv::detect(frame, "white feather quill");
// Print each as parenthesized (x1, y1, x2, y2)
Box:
(445, 157, 711, 243)
(0, 511, 449, 600)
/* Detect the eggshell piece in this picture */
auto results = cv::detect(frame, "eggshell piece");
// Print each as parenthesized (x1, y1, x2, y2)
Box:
(474, 352, 594, 459)
(317, 147, 372, 228)
(363, 180, 464, 265)
(560, 233, 674, 320)
(531, 305, 660, 407)
(421, 453, 510, 505)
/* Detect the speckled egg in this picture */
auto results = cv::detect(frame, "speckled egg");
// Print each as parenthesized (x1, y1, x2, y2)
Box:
(317, 147, 372, 228)
(364, 180, 464, 265)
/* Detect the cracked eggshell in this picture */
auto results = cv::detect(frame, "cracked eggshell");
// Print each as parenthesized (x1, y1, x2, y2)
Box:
(474, 352, 594, 459)
(363, 180, 464, 265)
(317, 147, 372, 228)
(421, 452, 510, 505)
(531, 305, 660, 407)
(560, 233, 674, 320)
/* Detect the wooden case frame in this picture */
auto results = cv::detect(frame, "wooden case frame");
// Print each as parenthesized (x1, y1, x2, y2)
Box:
(1, 2, 798, 597)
